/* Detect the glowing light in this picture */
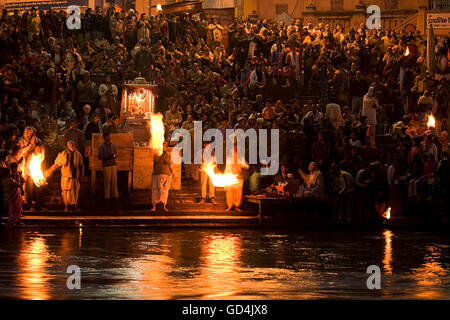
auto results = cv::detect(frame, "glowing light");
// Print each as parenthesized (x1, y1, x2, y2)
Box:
(384, 207, 391, 220)
(200, 235, 242, 298)
(427, 114, 436, 129)
(149, 113, 165, 156)
(130, 91, 147, 106)
(17, 237, 51, 300)
(27, 152, 47, 187)
(202, 163, 240, 187)
(404, 47, 410, 56)
(383, 230, 393, 275)
(156, 4, 162, 11)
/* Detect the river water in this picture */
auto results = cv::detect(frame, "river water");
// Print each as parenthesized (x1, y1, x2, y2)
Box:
(0, 228, 449, 299)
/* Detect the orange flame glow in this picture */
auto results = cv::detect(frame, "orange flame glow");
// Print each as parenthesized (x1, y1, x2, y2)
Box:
(202, 163, 240, 187)
(27, 152, 47, 187)
(404, 47, 410, 56)
(427, 114, 436, 129)
(149, 113, 165, 156)
(384, 207, 391, 220)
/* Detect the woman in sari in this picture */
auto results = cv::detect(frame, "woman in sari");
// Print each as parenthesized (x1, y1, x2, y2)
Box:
(1, 163, 24, 227)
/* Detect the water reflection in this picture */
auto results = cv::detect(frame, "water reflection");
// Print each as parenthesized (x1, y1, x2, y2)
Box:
(200, 235, 242, 299)
(16, 236, 52, 300)
(412, 246, 447, 299)
(383, 230, 393, 275)
(0, 229, 449, 299)
(78, 227, 83, 248)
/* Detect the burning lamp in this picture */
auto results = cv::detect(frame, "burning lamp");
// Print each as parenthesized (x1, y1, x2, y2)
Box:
(427, 114, 436, 129)
(404, 47, 410, 56)
(156, 4, 162, 12)
(383, 207, 391, 220)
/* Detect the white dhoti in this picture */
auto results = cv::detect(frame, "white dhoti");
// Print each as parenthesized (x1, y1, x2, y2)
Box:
(225, 184, 243, 209)
(151, 174, 171, 205)
(61, 177, 80, 205)
(200, 170, 215, 199)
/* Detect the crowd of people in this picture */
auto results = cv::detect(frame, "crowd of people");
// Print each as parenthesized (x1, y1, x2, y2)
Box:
(0, 5, 449, 226)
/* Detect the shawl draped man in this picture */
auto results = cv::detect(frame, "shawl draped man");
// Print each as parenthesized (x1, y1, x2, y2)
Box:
(46, 141, 84, 211)
(151, 142, 173, 212)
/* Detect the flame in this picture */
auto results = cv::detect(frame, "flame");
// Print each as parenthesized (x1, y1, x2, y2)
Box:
(28, 152, 47, 187)
(384, 207, 391, 220)
(202, 163, 240, 187)
(156, 4, 162, 11)
(427, 114, 435, 128)
(149, 113, 165, 156)
(404, 47, 410, 56)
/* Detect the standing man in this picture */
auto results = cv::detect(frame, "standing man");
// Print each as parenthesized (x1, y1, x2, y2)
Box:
(46, 141, 84, 212)
(349, 71, 368, 116)
(18, 127, 41, 159)
(151, 142, 172, 212)
(98, 75, 119, 115)
(199, 143, 216, 205)
(98, 132, 119, 200)
(207, 18, 224, 48)
(224, 145, 248, 212)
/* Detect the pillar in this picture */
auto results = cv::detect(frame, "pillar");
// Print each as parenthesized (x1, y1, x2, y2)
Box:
(418, 6, 427, 35)
(351, 1, 366, 29)
(242, 0, 257, 19)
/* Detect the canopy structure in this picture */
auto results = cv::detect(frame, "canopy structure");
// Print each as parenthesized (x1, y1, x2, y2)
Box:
(155, 0, 203, 15)
(3, 0, 88, 11)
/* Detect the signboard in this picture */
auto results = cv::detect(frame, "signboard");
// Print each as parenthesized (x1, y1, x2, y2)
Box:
(133, 147, 181, 191)
(427, 13, 450, 29)
(91, 133, 134, 171)
(90, 133, 134, 193)
(4, 0, 88, 11)
(133, 147, 153, 190)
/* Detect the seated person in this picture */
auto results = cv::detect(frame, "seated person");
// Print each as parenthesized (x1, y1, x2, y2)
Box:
(268, 164, 296, 196)
(297, 162, 326, 198)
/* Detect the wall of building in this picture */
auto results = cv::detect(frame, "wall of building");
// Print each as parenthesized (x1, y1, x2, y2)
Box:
(253, 0, 429, 20)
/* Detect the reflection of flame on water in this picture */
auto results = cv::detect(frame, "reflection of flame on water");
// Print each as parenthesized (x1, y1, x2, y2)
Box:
(427, 114, 436, 129)
(201, 235, 241, 298)
(412, 246, 446, 298)
(383, 230, 393, 275)
(149, 113, 165, 156)
(384, 207, 391, 220)
(17, 237, 51, 300)
(27, 152, 47, 187)
(202, 163, 240, 187)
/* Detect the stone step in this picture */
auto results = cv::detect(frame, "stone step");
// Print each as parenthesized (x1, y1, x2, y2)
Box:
(15, 213, 260, 227)
(20, 209, 257, 217)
